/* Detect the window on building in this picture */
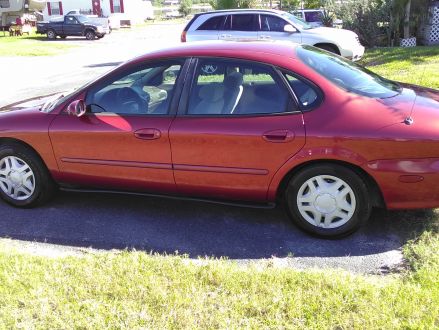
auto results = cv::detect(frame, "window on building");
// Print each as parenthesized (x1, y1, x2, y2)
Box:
(48, 2, 62, 16)
(111, 0, 124, 13)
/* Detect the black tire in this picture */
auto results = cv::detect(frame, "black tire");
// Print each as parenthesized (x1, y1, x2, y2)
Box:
(0, 144, 56, 208)
(316, 44, 339, 55)
(47, 29, 56, 40)
(284, 164, 371, 238)
(85, 30, 95, 40)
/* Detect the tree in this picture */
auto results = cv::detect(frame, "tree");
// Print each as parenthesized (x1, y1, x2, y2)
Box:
(179, 0, 193, 17)
(211, 0, 256, 9)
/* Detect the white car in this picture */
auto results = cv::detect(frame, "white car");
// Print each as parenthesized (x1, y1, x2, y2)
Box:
(182, 9, 364, 61)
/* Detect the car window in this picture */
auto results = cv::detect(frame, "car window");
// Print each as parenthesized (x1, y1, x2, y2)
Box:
(229, 14, 256, 31)
(260, 15, 288, 32)
(197, 15, 224, 30)
(87, 61, 183, 115)
(65, 16, 78, 25)
(304, 11, 323, 23)
(284, 74, 320, 110)
(297, 45, 401, 98)
(187, 59, 294, 115)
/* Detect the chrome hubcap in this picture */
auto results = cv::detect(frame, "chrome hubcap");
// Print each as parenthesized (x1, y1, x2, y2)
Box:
(297, 175, 356, 229)
(0, 156, 35, 201)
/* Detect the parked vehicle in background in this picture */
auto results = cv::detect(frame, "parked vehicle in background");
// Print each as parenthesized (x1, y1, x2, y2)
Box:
(182, 9, 364, 60)
(36, 14, 107, 40)
(292, 9, 324, 27)
(1, 42, 439, 238)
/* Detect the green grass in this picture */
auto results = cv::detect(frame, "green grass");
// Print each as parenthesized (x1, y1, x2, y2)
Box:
(0, 216, 438, 329)
(0, 32, 75, 56)
(361, 46, 439, 89)
(0, 45, 438, 328)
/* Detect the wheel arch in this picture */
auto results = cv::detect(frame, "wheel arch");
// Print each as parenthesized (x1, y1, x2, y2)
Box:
(0, 137, 52, 174)
(313, 43, 341, 55)
(275, 159, 385, 209)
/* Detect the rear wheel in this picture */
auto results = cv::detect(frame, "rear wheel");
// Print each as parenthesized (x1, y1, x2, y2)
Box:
(85, 30, 95, 40)
(47, 29, 56, 40)
(0, 144, 55, 208)
(285, 164, 371, 238)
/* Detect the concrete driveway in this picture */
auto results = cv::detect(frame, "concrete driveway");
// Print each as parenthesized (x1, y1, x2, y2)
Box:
(0, 23, 434, 273)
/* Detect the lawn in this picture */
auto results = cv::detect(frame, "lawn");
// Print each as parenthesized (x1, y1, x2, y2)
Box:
(360, 46, 439, 89)
(0, 47, 438, 328)
(0, 32, 75, 56)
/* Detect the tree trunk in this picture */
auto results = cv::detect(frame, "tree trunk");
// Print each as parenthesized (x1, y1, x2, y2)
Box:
(404, 0, 411, 39)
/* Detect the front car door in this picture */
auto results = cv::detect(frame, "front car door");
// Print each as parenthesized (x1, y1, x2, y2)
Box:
(218, 14, 259, 41)
(258, 14, 302, 43)
(63, 16, 82, 36)
(169, 58, 306, 201)
(49, 59, 188, 194)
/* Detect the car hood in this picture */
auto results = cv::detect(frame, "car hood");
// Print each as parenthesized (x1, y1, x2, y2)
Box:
(0, 92, 63, 113)
(303, 27, 358, 40)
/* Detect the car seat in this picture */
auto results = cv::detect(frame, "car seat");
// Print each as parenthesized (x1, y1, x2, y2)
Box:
(222, 71, 243, 114)
(189, 83, 224, 115)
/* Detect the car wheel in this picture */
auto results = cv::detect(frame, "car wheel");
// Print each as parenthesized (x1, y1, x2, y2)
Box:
(316, 44, 339, 55)
(285, 164, 371, 238)
(47, 29, 56, 40)
(0, 144, 55, 208)
(85, 30, 95, 40)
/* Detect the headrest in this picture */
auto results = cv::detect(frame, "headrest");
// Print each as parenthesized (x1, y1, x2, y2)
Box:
(224, 72, 243, 89)
(198, 83, 224, 102)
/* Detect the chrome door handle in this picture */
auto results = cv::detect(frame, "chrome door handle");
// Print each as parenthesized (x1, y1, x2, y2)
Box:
(220, 34, 232, 39)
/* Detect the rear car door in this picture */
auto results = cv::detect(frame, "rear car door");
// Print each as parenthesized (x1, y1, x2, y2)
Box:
(218, 14, 259, 41)
(259, 14, 302, 43)
(168, 58, 306, 201)
(49, 59, 188, 193)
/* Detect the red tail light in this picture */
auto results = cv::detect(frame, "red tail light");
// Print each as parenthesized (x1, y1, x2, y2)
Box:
(181, 31, 187, 43)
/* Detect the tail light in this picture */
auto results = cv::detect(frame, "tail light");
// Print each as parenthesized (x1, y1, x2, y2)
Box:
(181, 31, 186, 43)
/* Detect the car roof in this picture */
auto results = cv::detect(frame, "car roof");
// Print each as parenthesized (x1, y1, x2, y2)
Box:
(132, 41, 300, 63)
(195, 9, 285, 16)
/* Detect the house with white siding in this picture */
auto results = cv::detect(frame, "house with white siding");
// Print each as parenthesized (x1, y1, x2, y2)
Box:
(42, 0, 153, 24)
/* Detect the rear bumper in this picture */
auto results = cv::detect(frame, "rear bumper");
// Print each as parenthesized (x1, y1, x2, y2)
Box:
(366, 158, 439, 209)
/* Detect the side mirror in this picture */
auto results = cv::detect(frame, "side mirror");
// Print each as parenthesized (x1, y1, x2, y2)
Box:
(66, 100, 86, 117)
(284, 24, 296, 33)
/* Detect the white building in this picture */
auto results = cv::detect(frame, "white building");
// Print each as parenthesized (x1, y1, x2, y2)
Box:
(42, 0, 153, 24)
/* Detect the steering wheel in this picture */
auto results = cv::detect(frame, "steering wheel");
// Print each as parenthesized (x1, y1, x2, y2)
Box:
(116, 87, 148, 114)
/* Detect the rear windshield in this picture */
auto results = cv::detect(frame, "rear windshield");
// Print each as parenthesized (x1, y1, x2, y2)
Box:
(297, 45, 401, 98)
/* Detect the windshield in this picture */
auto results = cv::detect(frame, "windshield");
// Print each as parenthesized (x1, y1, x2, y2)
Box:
(297, 45, 401, 98)
(281, 12, 313, 30)
(76, 15, 88, 24)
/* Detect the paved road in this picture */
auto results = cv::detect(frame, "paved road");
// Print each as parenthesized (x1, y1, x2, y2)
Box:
(0, 23, 435, 273)
(0, 190, 432, 273)
(0, 23, 184, 108)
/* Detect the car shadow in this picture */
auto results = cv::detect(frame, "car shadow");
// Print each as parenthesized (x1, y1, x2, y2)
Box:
(0, 191, 435, 259)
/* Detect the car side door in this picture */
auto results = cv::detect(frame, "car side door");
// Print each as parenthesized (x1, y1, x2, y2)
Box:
(258, 14, 302, 43)
(168, 58, 306, 202)
(63, 16, 82, 35)
(49, 59, 189, 194)
(218, 14, 259, 41)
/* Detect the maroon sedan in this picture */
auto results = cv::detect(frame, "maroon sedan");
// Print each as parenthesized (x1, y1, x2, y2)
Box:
(1, 42, 438, 237)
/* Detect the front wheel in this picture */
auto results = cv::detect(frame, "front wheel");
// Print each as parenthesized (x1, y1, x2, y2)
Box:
(285, 164, 371, 238)
(0, 144, 55, 208)
(85, 30, 95, 40)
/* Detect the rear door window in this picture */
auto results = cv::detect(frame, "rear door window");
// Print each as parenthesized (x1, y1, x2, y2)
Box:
(229, 14, 257, 31)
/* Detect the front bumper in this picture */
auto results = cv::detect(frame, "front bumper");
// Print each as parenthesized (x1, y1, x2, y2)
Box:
(340, 44, 365, 61)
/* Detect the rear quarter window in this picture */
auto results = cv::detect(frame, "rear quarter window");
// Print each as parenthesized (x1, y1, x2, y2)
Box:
(197, 16, 224, 31)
